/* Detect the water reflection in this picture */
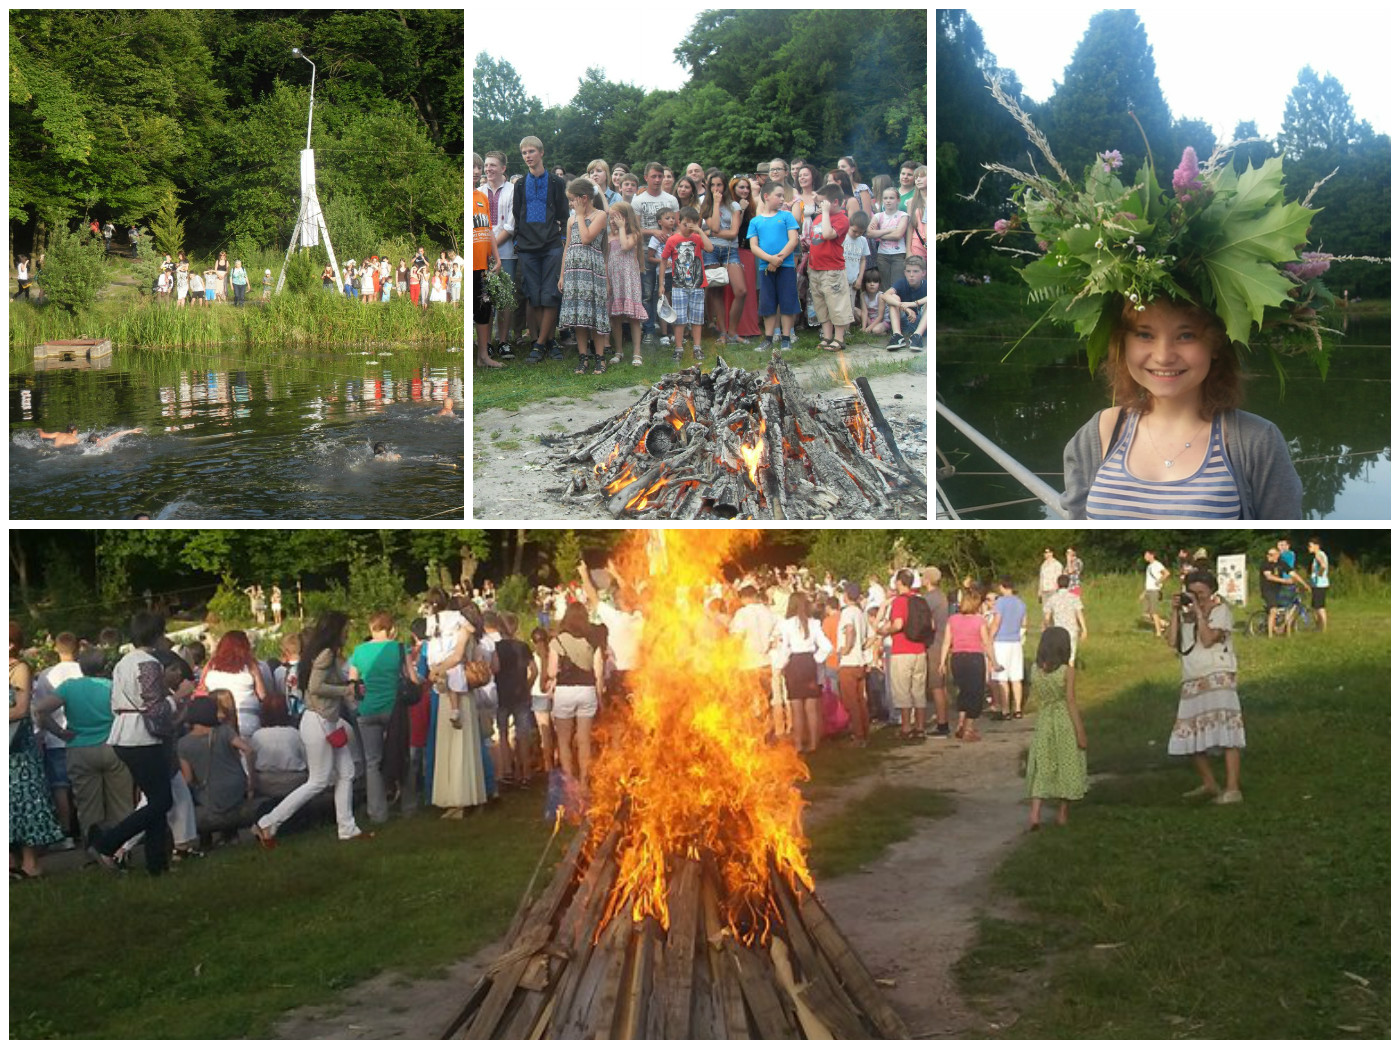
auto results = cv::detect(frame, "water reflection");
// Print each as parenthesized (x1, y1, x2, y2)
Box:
(10, 347, 465, 520)
(936, 315, 1390, 520)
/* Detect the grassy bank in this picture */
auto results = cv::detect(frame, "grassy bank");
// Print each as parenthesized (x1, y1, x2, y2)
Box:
(8, 717, 929, 1038)
(957, 573, 1390, 1039)
(472, 327, 926, 413)
(10, 292, 464, 353)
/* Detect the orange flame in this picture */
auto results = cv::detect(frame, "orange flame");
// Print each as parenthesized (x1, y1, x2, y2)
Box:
(626, 475, 668, 511)
(604, 463, 637, 494)
(586, 531, 812, 941)
(594, 441, 622, 477)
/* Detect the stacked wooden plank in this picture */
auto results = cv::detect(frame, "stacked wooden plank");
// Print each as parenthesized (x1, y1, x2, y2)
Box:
(443, 832, 909, 1040)
(547, 357, 923, 520)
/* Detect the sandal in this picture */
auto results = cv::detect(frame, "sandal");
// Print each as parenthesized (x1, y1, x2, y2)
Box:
(573, 359, 588, 375)
(631, 354, 643, 367)
(827, 340, 846, 352)
(593, 354, 607, 375)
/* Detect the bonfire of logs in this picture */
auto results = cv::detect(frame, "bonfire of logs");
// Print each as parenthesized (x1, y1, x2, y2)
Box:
(548, 357, 922, 520)
(443, 828, 909, 1040)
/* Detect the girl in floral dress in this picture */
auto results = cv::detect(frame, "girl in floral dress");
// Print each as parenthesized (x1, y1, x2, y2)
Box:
(1168, 569, 1245, 803)
(606, 201, 648, 366)
(1025, 626, 1088, 829)
(557, 178, 611, 375)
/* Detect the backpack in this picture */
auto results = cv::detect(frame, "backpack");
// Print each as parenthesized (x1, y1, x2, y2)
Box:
(902, 593, 936, 646)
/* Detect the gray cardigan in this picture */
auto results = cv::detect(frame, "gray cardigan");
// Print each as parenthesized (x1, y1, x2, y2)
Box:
(1062, 408, 1303, 519)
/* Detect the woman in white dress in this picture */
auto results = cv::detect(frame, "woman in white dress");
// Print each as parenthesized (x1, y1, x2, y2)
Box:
(1168, 569, 1246, 804)
(426, 590, 488, 816)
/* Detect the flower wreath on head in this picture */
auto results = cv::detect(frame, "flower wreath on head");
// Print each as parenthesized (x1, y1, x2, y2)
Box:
(949, 77, 1388, 381)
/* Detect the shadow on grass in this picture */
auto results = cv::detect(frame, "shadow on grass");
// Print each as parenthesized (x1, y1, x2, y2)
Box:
(958, 628, 1391, 1039)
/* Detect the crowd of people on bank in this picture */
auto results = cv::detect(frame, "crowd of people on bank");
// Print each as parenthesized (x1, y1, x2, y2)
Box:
(148, 246, 464, 308)
(7, 539, 1331, 877)
(473, 140, 928, 372)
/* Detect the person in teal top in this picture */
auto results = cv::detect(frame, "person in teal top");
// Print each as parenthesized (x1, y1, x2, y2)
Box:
(1025, 626, 1088, 829)
(347, 613, 409, 824)
(230, 260, 249, 307)
(35, 648, 134, 841)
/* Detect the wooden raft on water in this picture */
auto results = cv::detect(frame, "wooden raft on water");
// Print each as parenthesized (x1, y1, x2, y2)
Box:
(33, 338, 112, 362)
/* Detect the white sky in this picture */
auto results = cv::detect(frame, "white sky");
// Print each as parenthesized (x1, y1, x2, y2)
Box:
(956, 4, 1393, 140)
(474, 28, 693, 109)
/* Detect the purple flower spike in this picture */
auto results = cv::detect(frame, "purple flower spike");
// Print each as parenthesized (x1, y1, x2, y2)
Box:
(993, 219, 1010, 235)
(1172, 147, 1203, 198)
(1283, 251, 1333, 281)
(1099, 149, 1123, 174)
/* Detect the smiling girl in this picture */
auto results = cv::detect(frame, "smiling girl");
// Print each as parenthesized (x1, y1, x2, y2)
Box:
(1062, 298, 1301, 519)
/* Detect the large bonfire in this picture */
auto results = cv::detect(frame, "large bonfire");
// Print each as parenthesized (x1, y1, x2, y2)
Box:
(446, 531, 908, 1039)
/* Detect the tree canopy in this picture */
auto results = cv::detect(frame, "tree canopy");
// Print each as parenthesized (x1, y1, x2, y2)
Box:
(936, 13, 1390, 297)
(473, 9, 925, 180)
(10, 10, 464, 257)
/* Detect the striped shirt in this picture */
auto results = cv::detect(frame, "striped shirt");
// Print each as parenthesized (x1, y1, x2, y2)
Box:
(1086, 411, 1242, 519)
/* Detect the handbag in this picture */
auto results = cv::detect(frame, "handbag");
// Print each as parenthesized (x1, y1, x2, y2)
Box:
(324, 720, 349, 748)
(463, 648, 493, 690)
(704, 265, 729, 287)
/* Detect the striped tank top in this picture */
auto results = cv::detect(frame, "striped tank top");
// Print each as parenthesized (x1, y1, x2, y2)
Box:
(1086, 411, 1242, 519)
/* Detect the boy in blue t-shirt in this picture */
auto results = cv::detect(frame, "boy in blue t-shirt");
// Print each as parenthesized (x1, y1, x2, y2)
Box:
(747, 180, 800, 353)
(879, 255, 927, 351)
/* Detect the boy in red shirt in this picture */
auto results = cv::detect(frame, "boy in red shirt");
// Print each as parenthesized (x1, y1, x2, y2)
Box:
(807, 184, 853, 350)
(659, 206, 713, 363)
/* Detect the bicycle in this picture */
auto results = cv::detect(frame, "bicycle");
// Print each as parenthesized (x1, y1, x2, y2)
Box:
(1246, 596, 1318, 637)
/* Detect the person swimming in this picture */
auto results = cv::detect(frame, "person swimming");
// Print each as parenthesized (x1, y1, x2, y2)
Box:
(438, 397, 456, 417)
(372, 442, 401, 462)
(38, 426, 143, 449)
(37, 425, 80, 447)
(84, 428, 143, 449)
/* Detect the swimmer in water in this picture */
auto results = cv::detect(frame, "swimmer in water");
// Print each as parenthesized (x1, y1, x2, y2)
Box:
(38, 426, 142, 449)
(85, 428, 144, 449)
(372, 442, 402, 462)
(438, 397, 456, 417)
(38, 425, 80, 447)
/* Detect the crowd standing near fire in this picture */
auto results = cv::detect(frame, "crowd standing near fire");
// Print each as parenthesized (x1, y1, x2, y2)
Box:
(474, 143, 928, 373)
(8, 537, 1334, 876)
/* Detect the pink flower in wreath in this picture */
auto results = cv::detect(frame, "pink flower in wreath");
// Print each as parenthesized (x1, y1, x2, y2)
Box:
(1172, 147, 1203, 199)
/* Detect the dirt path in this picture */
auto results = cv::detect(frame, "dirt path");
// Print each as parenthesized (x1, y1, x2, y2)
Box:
(472, 346, 928, 520)
(272, 718, 1032, 1040)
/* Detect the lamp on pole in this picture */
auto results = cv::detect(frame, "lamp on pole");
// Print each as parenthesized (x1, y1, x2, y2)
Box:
(291, 47, 315, 149)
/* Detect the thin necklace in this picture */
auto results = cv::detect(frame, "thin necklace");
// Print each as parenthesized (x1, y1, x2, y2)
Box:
(1141, 415, 1206, 469)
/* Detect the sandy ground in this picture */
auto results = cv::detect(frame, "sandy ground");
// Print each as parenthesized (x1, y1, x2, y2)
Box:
(272, 716, 1033, 1040)
(472, 346, 928, 520)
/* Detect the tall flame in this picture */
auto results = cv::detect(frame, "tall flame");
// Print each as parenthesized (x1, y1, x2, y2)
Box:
(585, 530, 812, 942)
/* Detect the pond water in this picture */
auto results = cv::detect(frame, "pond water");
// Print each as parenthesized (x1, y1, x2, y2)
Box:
(10, 346, 464, 519)
(936, 313, 1390, 520)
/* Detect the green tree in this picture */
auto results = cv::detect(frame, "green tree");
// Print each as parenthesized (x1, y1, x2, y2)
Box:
(1229, 120, 1275, 173)
(149, 189, 186, 259)
(1040, 10, 1173, 177)
(552, 531, 584, 590)
(36, 224, 106, 313)
(1279, 66, 1367, 159)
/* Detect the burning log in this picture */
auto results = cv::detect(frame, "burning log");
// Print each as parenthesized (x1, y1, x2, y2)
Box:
(543, 357, 923, 519)
(444, 834, 909, 1040)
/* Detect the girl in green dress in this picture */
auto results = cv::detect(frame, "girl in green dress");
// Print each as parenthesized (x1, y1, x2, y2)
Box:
(1025, 627, 1088, 829)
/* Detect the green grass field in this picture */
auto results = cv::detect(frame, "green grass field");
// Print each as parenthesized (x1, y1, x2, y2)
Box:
(472, 326, 925, 412)
(7, 720, 934, 1038)
(957, 573, 1391, 1039)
